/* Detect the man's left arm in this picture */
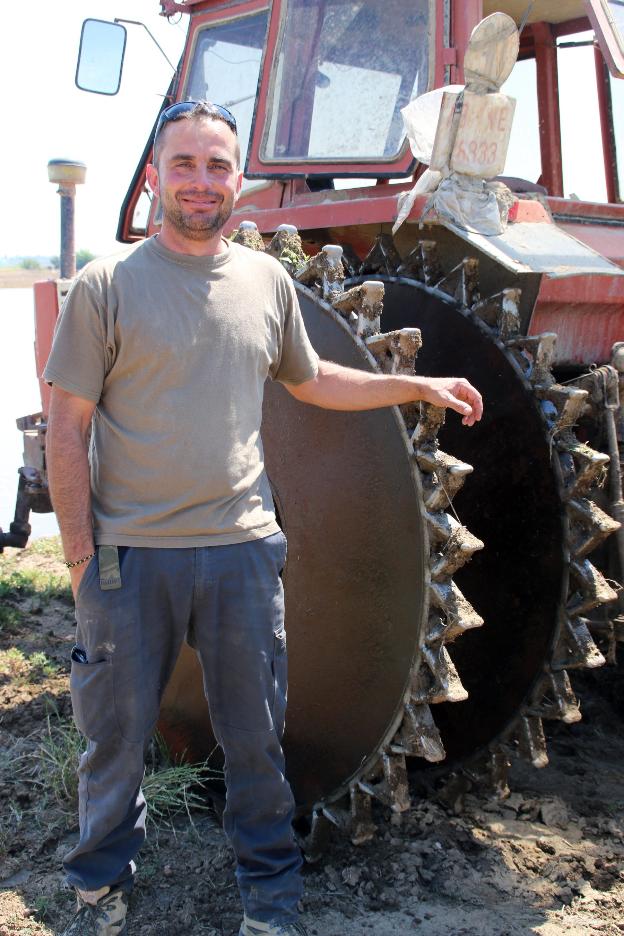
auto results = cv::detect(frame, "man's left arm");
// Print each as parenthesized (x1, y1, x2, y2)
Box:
(284, 359, 483, 427)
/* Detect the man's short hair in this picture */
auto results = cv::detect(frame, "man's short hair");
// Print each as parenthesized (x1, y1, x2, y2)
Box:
(153, 100, 240, 167)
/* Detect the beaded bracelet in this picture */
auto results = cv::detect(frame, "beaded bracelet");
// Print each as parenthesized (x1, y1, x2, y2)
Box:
(65, 552, 96, 569)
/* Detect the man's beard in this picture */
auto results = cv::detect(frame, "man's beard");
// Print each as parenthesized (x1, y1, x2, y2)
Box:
(160, 188, 235, 241)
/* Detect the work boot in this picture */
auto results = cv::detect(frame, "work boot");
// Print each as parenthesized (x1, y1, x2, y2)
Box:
(239, 917, 308, 936)
(60, 885, 128, 935)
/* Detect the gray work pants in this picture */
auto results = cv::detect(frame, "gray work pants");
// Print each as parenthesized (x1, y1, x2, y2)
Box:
(64, 532, 302, 925)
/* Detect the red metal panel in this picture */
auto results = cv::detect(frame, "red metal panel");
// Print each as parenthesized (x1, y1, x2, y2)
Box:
(450, 0, 483, 84)
(226, 183, 416, 234)
(539, 273, 624, 304)
(232, 178, 410, 237)
(551, 17, 591, 38)
(530, 298, 624, 366)
(532, 21, 564, 197)
(33, 281, 60, 418)
(555, 219, 624, 267)
(594, 44, 619, 204)
(160, 0, 243, 14)
(550, 197, 624, 221)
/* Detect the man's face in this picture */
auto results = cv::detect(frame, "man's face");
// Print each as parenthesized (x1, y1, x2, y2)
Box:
(146, 117, 243, 242)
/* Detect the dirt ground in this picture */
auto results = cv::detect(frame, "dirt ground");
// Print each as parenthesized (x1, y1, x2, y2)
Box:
(0, 538, 622, 936)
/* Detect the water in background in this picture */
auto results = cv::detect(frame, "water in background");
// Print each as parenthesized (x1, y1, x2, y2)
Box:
(0, 287, 59, 540)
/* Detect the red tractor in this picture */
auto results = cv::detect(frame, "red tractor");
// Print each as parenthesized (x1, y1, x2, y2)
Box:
(4, 0, 624, 847)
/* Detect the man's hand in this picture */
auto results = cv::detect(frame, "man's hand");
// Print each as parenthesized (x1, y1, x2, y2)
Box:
(414, 376, 483, 427)
(285, 360, 483, 426)
(69, 558, 94, 600)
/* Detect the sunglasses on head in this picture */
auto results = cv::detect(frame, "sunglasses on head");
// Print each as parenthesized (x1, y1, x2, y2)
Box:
(154, 100, 237, 143)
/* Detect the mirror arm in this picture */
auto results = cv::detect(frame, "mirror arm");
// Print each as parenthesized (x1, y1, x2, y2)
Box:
(114, 18, 178, 73)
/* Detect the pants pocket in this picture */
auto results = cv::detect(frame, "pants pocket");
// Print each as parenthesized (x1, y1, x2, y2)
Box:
(70, 657, 117, 743)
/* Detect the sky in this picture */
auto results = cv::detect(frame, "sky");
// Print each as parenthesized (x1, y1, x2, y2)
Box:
(2, 4, 622, 261)
(1, 1, 187, 259)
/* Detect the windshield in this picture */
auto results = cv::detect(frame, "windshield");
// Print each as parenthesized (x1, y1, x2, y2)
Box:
(606, 0, 624, 40)
(185, 11, 269, 179)
(261, 0, 431, 163)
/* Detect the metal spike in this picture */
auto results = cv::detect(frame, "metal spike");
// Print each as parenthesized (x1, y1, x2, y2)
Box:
(420, 240, 443, 285)
(349, 786, 377, 845)
(436, 258, 480, 307)
(424, 611, 449, 645)
(559, 442, 610, 498)
(390, 701, 445, 762)
(266, 223, 298, 257)
(506, 333, 557, 387)
(322, 788, 377, 846)
(265, 223, 306, 273)
(298, 810, 332, 862)
(433, 770, 472, 812)
(321, 799, 350, 832)
(471, 293, 501, 329)
(568, 558, 619, 616)
(530, 670, 581, 724)
(460, 258, 480, 307)
(498, 288, 522, 340)
(472, 288, 521, 339)
(359, 233, 402, 275)
(516, 715, 549, 768)
(415, 449, 474, 511)
(427, 512, 484, 579)
(411, 402, 446, 449)
(465, 749, 511, 799)
(359, 752, 410, 813)
(397, 243, 425, 279)
(429, 580, 484, 640)
(551, 615, 606, 670)
(365, 328, 422, 375)
(231, 219, 265, 251)
(296, 244, 345, 300)
(539, 384, 588, 432)
(568, 497, 621, 558)
(411, 645, 469, 704)
(587, 616, 623, 665)
(391, 329, 421, 374)
(339, 243, 363, 278)
(332, 281, 384, 338)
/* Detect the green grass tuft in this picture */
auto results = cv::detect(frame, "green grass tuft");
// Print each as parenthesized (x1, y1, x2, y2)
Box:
(0, 568, 70, 603)
(0, 647, 61, 683)
(24, 713, 221, 831)
(0, 603, 26, 634)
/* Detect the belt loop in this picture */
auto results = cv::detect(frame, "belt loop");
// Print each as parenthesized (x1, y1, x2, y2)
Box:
(99, 545, 122, 590)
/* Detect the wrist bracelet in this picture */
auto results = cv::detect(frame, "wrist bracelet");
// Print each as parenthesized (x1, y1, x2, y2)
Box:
(65, 552, 95, 569)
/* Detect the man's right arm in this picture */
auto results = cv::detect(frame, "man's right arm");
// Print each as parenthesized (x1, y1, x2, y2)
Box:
(47, 385, 97, 598)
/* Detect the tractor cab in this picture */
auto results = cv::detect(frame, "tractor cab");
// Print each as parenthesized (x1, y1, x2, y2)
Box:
(108, 0, 624, 258)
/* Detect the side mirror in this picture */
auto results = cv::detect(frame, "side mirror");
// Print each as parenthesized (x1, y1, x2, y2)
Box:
(76, 19, 127, 95)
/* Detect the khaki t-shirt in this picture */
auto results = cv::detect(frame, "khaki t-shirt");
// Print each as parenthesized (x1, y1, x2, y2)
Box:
(44, 236, 319, 547)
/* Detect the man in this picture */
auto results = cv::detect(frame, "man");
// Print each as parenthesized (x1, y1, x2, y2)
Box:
(45, 101, 482, 936)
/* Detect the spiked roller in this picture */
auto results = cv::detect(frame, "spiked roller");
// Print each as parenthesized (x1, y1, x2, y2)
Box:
(159, 225, 619, 840)
(339, 230, 618, 782)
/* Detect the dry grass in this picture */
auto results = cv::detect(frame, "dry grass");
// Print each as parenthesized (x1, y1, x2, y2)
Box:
(0, 268, 58, 288)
